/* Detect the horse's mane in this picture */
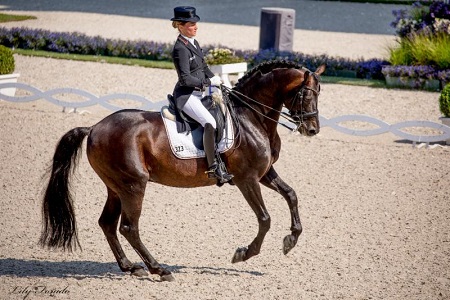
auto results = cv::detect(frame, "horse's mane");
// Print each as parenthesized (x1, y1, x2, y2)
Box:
(235, 59, 305, 89)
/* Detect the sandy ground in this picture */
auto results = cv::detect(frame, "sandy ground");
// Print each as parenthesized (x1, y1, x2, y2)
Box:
(1, 8, 450, 300)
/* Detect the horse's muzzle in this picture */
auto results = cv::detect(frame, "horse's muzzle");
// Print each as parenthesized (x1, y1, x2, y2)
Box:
(308, 127, 318, 136)
(298, 122, 319, 136)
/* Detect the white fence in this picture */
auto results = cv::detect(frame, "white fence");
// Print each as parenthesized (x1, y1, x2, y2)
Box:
(1, 82, 450, 146)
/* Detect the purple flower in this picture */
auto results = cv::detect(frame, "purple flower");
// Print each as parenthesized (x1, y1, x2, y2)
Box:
(391, 1, 450, 38)
(382, 65, 437, 79)
(356, 59, 390, 80)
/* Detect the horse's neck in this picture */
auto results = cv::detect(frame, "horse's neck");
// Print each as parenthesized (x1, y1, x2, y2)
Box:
(235, 65, 302, 145)
(235, 86, 282, 142)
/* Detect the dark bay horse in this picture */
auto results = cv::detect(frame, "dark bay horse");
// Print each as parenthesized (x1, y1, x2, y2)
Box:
(40, 60, 325, 282)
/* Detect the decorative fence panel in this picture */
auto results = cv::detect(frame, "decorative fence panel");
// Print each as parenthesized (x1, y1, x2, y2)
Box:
(1, 82, 449, 146)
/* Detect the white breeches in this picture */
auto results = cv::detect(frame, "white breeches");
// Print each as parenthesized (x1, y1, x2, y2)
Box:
(182, 91, 217, 129)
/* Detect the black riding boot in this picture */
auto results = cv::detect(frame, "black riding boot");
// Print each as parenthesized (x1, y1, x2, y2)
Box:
(204, 123, 234, 183)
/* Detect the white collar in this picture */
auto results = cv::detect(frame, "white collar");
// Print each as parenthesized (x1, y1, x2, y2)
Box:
(181, 34, 196, 48)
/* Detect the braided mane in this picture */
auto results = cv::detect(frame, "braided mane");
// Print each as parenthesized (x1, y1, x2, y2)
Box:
(235, 60, 305, 89)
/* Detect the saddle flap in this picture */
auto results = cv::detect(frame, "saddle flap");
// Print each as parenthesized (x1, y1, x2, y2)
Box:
(161, 107, 235, 160)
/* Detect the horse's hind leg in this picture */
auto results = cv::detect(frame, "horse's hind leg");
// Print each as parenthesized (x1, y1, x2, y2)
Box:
(118, 187, 174, 282)
(260, 166, 302, 255)
(99, 188, 148, 276)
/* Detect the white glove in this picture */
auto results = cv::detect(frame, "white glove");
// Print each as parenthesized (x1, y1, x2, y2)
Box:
(210, 75, 222, 86)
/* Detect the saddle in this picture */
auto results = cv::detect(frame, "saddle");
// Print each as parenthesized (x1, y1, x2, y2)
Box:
(167, 89, 226, 146)
(161, 89, 234, 159)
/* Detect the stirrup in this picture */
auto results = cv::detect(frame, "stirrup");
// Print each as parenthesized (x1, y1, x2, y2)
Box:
(206, 162, 234, 183)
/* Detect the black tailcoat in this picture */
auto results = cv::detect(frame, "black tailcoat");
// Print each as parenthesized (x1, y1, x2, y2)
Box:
(171, 35, 214, 132)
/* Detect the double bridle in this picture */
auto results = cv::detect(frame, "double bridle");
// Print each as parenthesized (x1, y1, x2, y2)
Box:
(222, 76, 320, 132)
(286, 80, 320, 130)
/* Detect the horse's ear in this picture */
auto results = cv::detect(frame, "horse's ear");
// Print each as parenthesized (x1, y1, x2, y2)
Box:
(315, 64, 326, 75)
(304, 70, 310, 81)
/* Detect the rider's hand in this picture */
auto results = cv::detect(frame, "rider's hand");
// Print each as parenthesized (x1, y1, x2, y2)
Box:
(210, 75, 222, 86)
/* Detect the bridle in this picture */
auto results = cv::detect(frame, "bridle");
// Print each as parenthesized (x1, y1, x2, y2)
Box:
(285, 75, 320, 131)
(222, 73, 320, 132)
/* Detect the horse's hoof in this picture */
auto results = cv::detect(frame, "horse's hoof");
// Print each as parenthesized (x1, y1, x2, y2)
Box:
(231, 247, 247, 263)
(131, 265, 148, 277)
(283, 234, 297, 255)
(161, 274, 175, 282)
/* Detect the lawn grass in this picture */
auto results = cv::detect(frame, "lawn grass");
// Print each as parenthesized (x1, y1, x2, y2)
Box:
(321, 76, 387, 88)
(0, 13, 36, 23)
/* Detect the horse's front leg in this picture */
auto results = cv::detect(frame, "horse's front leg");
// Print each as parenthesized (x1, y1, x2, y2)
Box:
(232, 180, 271, 263)
(260, 166, 302, 255)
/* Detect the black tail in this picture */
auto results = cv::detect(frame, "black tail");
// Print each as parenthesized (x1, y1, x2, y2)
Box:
(39, 127, 90, 252)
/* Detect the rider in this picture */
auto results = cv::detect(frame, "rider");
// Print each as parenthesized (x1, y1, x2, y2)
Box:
(170, 6, 233, 183)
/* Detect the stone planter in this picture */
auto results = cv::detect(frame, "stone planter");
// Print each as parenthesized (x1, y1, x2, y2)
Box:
(440, 117, 450, 145)
(209, 62, 247, 87)
(0, 73, 20, 97)
(385, 76, 440, 91)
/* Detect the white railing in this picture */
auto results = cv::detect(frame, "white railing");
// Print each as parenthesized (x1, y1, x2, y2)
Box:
(1, 82, 449, 146)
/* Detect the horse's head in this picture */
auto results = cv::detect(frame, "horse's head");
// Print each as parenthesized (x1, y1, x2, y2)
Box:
(283, 64, 325, 136)
(232, 61, 325, 136)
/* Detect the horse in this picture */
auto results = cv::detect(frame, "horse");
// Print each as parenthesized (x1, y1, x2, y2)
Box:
(39, 60, 325, 282)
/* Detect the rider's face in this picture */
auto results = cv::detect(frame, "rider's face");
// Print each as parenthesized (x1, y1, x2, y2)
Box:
(179, 22, 198, 38)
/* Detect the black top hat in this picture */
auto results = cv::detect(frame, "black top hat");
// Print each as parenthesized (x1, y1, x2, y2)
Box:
(171, 6, 200, 22)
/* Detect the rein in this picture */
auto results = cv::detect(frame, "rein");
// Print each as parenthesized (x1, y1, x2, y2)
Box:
(221, 81, 319, 132)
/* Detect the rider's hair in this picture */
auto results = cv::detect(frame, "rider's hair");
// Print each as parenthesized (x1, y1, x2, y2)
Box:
(172, 21, 186, 29)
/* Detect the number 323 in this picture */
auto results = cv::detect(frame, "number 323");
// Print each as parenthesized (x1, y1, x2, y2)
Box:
(175, 146, 184, 152)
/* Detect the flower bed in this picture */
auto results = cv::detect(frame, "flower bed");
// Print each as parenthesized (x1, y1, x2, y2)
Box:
(382, 65, 442, 90)
(0, 27, 174, 61)
(386, 1, 450, 89)
(0, 26, 388, 80)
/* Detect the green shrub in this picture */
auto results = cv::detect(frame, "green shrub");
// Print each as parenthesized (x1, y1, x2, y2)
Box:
(0, 45, 15, 75)
(388, 39, 413, 66)
(440, 84, 450, 118)
(388, 33, 450, 68)
(432, 33, 450, 69)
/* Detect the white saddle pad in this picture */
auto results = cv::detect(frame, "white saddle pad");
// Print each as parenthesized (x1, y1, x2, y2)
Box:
(161, 107, 235, 159)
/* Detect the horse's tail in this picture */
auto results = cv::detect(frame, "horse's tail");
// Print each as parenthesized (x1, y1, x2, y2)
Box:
(39, 126, 91, 252)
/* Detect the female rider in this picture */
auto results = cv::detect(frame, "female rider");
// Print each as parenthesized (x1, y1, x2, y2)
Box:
(170, 6, 233, 183)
